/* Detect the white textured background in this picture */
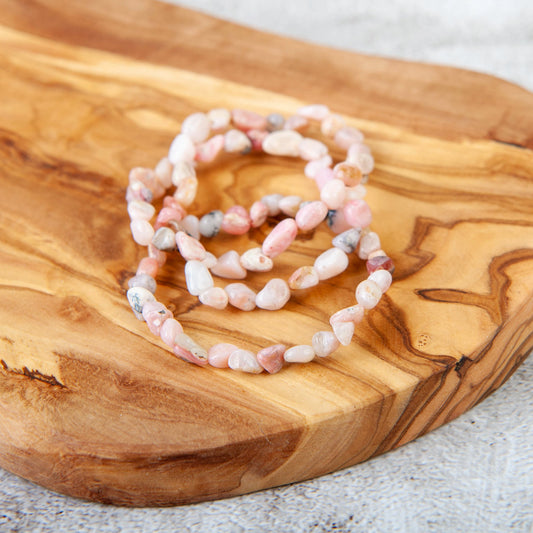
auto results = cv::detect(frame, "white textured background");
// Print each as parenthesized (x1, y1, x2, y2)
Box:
(1, 1, 532, 532)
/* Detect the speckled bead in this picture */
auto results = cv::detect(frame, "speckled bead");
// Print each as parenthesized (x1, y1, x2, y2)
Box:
(199, 210, 224, 238)
(128, 273, 157, 294)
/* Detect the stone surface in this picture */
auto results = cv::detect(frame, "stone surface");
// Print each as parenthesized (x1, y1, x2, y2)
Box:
(256, 344, 286, 373)
(255, 279, 291, 310)
(211, 250, 247, 279)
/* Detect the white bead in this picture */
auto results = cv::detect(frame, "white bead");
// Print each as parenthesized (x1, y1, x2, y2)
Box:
(297, 104, 330, 121)
(312, 331, 340, 357)
(207, 108, 231, 130)
(127, 287, 155, 317)
(368, 270, 393, 293)
(228, 349, 263, 373)
(168, 133, 195, 164)
(202, 251, 218, 269)
(199, 287, 229, 309)
(256, 279, 291, 310)
(171, 161, 196, 187)
(262, 130, 303, 156)
(358, 231, 381, 260)
(181, 214, 200, 240)
(240, 248, 273, 272)
(279, 195, 302, 217)
(174, 333, 208, 362)
(184, 260, 214, 296)
(332, 321, 355, 346)
(127, 200, 155, 221)
(314, 248, 349, 280)
(320, 178, 346, 209)
(261, 193, 284, 216)
(284, 345, 315, 363)
(130, 219, 154, 246)
(355, 279, 382, 309)
(181, 112, 210, 144)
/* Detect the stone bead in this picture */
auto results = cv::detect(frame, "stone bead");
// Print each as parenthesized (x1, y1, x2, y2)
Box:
(358, 231, 381, 260)
(148, 243, 167, 266)
(181, 112, 211, 144)
(320, 179, 346, 209)
(173, 333, 208, 366)
(199, 287, 229, 309)
(295, 200, 328, 232)
(315, 167, 335, 190)
(202, 251, 218, 269)
(195, 134, 224, 163)
(262, 130, 303, 157)
(326, 208, 352, 234)
(333, 162, 363, 187)
(355, 279, 382, 309)
(130, 219, 154, 246)
(247, 129, 268, 151)
(126, 182, 152, 203)
(345, 185, 367, 201)
(168, 133, 195, 164)
(249, 201, 269, 228)
(224, 129, 252, 154)
(330, 305, 365, 326)
(366, 255, 395, 275)
(266, 113, 285, 132)
(225, 283, 257, 311)
(128, 273, 156, 294)
(207, 108, 231, 130)
(368, 249, 386, 260)
(174, 176, 198, 207)
(208, 343, 238, 368)
(320, 113, 346, 137)
(160, 318, 183, 348)
(199, 210, 224, 238)
(171, 161, 196, 187)
(312, 331, 340, 358)
(256, 278, 291, 310)
(332, 320, 355, 346)
(256, 344, 286, 374)
(314, 248, 349, 280)
(211, 250, 247, 279)
(347, 142, 372, 159)
(154, 157, 173, 188)
(288, 266, 320, 290)
(240, 247, 273, 272)
(304, 155, 333, 179)
(228, 349, 263, 373)
(350, 152, 375, 175)
(184, 260, 214, 295)
(176, 231, 206, 261)
(137, 257, 159, 278)
(343, 200, 372, 228)
(231, 109, 267, 131)
(368, 269, 393, 293)
(284, 114, 309, 132)
(298, 138, 328, 161)
(181, 214, 200, 240)
(129, 167, 158, 189)
(332, 228, 361, 253)
(262, 218, 298, 258)
(127, 200, 155, 221)
(163, 196, 187, 215)
(221, 206, 251, 235)
(142, 301, 173, 336)
(155, 206, 185, 229)
(334, 126, 364, 150)
(284, 345, 315, 363)
(261, 193, 284, 216)
(279, 195, 302, 217)
(297, 104, 330, 121)
(127, 286, 155, 317)
(152, 227, 176, 251)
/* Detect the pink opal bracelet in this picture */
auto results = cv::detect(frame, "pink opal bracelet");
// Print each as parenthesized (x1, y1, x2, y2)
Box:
(126, 105, 394, 373)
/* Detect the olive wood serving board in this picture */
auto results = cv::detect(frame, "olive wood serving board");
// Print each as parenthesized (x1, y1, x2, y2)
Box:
(0, 0, 532, 507)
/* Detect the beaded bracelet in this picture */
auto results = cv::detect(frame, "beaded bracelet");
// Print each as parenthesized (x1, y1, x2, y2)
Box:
(126, 105, 394, 373)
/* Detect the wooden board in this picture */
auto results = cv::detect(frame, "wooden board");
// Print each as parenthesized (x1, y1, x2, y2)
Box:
(0, 0, 532, 507)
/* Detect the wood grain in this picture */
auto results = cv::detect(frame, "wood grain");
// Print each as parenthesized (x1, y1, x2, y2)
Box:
(0, 1, 532, 507)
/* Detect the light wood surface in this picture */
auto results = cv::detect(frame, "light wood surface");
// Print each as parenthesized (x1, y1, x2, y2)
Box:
(0, 0, 532, 507)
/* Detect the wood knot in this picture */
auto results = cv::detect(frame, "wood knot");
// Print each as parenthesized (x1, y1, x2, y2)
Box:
(58, 296, 92, 322)
(416, 333, 430, 348)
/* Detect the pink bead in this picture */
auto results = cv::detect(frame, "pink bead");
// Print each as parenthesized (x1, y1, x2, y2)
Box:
(225, 283, 257, 311)
(349, 152, 375, 174)
(334, 126, 364, 150)
(154, 157, 173, 189)
(162, 196, 187, 218)
(298, 138, 328, 161)
(262, 218, 298, 258)
(249, 201, 269, 228)
(257, 344, 286, 374)
(208, 343, 238, 368)
(320, 179, 346, 209)
(284, 114, 309, 132)
(366, 256, 395, 275)
(142, 301, 173, 335)
(320, 113, 346, 137)
(333, 162, 363, 187)
(155, 206, 185, 229)
(173, 336, 208, 366)
(130, 219, 154, 246)
(327, 208, 352, 234)
(174, 176, 198, 207)
(315, 167, 335, 190)
(160, 318, 183, 347)
(304, 155, 333, 179)
(211, 250, 247, 279)
(247, 129, 269, 151)
(231, 109, 267, 131)
(195, 134, 224, 163)
(297, 104, 330, 121)
(129, 167, 157, 190)
(199, 287, 229, 309)
(148, 243, 167, 266)
(330, 305, 365, 326)
(181, 112, 210, 144)
(347, 143, 372, 159)
(295, 201, 328, 232)
(221, 205, 251, 235)
(175, 231, 206, 261)
(137, 257, 159, 278)
(343, 200, 372, 228)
